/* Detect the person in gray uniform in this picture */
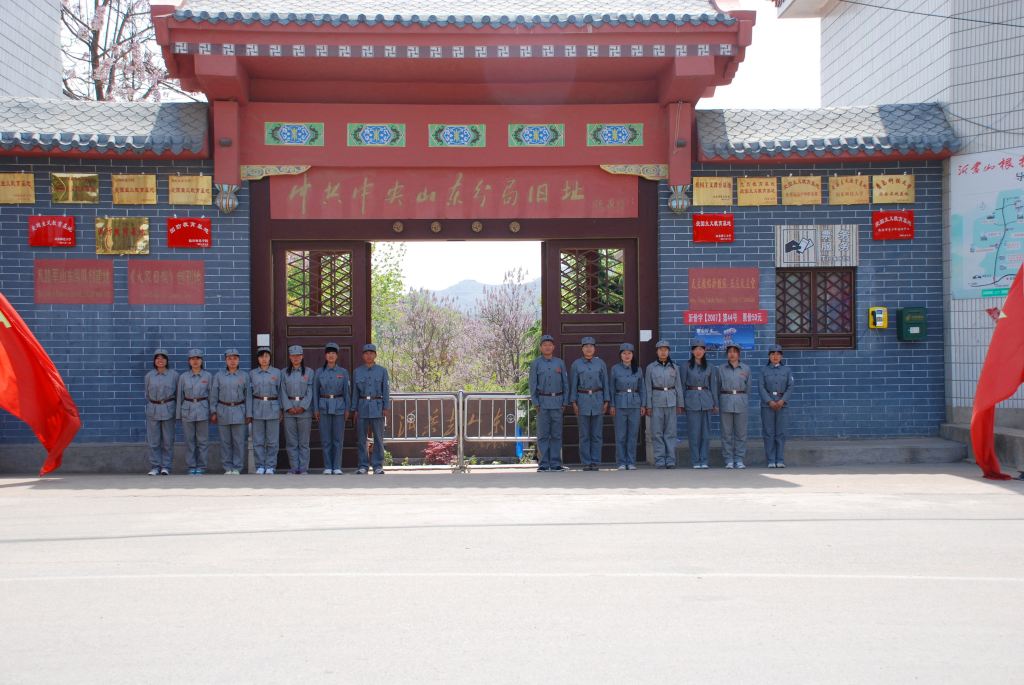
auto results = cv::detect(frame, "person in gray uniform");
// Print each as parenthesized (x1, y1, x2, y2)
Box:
(211, 348, 252, 475)
(144, 348, 178, 476)
(570, 336, 609, 471)
(644, 340, 685, 468)
(176, 348, 212, 475)
(351, 343, 390, 475)
(249, 346, 282, 475)
(717, 343, 752, 469)
(760, 344, 795, 468)
(683, 338, 717, 469)
(281, 345, 314, 474)
(609, 342, 645, 471)
(529, 334, 570, 472)
(314, 342, 351, 475)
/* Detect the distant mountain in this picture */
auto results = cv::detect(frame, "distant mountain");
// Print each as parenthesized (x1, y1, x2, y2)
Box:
(428, 278, 541, 315)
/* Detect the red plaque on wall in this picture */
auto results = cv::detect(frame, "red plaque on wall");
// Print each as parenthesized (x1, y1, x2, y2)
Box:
(872, 210, 914, 240)
(34, 259, 113, 304)
(167, 217, 212, 248)
(28, 216, 76, 247)
(128, 261, 205, 304)
(688, 267, 760, 311)
(693, 213, 735, 242)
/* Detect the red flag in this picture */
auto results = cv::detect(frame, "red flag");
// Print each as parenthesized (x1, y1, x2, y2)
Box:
(0, 292, 81, 475)
(970, 266, 1024, 480)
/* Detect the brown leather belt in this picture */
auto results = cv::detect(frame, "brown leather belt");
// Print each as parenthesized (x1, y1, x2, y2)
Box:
(654, 386, 675, 391)
(361, 395, 383, 400)
(577, 389, 601, 395)
(148, 398, 173, 404)
(218, 400, 244, 406)
(184, 397, 208, 402)
(618, 389, 638, 393)
(288, 396, 303, 401)
(687, 385, 707, 390)
(255, 396, 278, 401)
(769, 391, 783, 396)
(720, 390, 746, 395)
(538, 392, 563, 397)
(320, 394, 340, 399)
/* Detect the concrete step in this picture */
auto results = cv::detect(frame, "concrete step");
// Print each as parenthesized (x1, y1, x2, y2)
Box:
(673, 436, 966, 467)
(940, 422, 1024, 472)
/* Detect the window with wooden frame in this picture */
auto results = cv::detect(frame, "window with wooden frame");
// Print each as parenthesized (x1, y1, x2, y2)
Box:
(775, 268, 856, 349)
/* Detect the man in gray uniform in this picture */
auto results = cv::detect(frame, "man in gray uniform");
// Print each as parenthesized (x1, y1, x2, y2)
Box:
(644, 340, 685, 468)
(760, 344, 795, 468)
(529, 334, 569, 472)
(352, 343, 390, 475)
(717, 343, 752, 469)
(211, 348, 252, 475)
(570, 336, 609, 471)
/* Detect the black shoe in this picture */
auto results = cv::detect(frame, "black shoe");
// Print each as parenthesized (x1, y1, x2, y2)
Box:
(537, 467, 549, 472)
(356, 467, 368, 475)
(666, 464, 676, 469)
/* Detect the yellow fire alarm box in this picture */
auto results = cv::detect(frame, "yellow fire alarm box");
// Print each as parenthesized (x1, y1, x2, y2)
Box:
(868, 306, 888, 329)
(897, 307, 927, 341)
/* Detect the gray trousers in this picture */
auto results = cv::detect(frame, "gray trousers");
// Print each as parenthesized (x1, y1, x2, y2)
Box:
(251, 418, 280, 470)
(536, 408, 564, 469)
(183, 420, 209, 469)
(146, 418, 175, 469)
(356, 417, 385, 470)
(720, 411, 748, 465)
(577, 414, 603, 465)
(283, 414, 312, 472)
(650, 406, 677, 467)
(761, 406, 788, 465)
(218, 422, 247, 471)
(320, 413, 345, 471)
(613, 408, 641, 467)
(686, 410, 712, 467)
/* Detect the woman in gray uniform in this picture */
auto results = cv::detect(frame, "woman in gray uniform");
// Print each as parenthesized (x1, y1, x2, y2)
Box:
(609, 343, 645, 471)
(281, 345, 314, 474)
(144, 348, 178, 475)
(211, 348, 252, 475)
(176, 348, 212, 475)
(249, 346, 282, 474)
(644, 340, 685, 468)
(314, 342, 350, 475)
(760, 344, 795, 468)
(683, 338, 717, 469)
(570, 336, 609, 471)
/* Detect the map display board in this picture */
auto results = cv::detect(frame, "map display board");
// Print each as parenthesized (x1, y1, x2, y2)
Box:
(951, 146, 1024, 299)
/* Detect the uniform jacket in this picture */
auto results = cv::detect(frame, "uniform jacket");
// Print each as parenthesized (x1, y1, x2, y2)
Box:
(315, 365, 351, 415)
(280, 366, 314, 413)
(683, 362, 717, 411)
(570, 356, 610, 415)
(211, 369, 252, 424)
(760, 362, 795, 406)
(717, 362, 752, 413)
(529, 356, 570, 410)
(610, 363, 645, 409)
(176, 370, 213, 421)
(644, 360, 685, 408)
(352, 364, 390, 418)
(249, 367, 283, 420)
(144, 369, 178, 421)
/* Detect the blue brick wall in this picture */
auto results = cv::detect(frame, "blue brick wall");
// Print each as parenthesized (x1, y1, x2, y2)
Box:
(0, 158, 250, 443)
(659, 160, 944, 439)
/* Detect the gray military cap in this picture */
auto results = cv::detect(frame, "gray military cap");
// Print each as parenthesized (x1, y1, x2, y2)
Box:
(325, 342, 340, 352)
(153, 348, 169, 358)
(362, 343, 377, 353)
(187, 348, 203, 358)
(655, 339, 671, 349)
(287, 345, 304, 355)
(580, 336, 597, 346)
(619, 343, 635, 353)
(691, 338, 707, 349)
(256, 346, 271, 355)
(224, 348, 240, 357)
(539, 334, 555, 344)
(726, 343, 742, 352)
(768, 344, 784, 354)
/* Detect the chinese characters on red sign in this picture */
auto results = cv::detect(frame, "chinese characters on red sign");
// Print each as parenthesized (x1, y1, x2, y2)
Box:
(872, 210, 915, 240)
(692, 213, 735, 243)
(128, 261, 205, 304)
(34, 259, 113, 304)
(270, 167, 638, 220)
(28, 216, 76, 247)
(684, 310, 768, 325)
(684, 267, 766, 325)
(167, 217, 212, 248)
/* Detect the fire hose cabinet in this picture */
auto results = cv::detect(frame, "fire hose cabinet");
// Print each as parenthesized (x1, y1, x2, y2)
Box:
(897, 306, 927, 342)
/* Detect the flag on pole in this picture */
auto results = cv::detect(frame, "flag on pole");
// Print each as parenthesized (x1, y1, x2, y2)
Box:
(970, 265, 1024, 480)
(0, 292, 81, 475)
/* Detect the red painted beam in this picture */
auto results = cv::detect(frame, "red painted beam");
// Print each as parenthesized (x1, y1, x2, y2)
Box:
(194, 55, 250, 104)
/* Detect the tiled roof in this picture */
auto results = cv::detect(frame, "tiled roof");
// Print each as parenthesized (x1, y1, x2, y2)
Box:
(172, 1, 735, 28)
(696, 104, 960, 160)
(0, 98, 208, 156)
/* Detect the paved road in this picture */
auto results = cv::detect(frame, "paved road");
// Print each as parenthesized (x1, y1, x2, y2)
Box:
(1, 464, 1022, 684)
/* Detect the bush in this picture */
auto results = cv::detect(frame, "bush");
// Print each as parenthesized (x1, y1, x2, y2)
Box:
(423, 440, 458, 465)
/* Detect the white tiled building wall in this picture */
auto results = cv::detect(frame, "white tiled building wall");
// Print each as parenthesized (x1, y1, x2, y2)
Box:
(819, 0, 1024, 426)
(0, 0, 62, 98)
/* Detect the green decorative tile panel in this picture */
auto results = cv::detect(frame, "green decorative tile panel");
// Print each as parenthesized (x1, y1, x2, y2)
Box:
(428, 124, 486, 148)
(586, 123, 644, 147)
(508, 124, 565, 147)
(265, 122, 325, 146)
(348, 123, 406, 147)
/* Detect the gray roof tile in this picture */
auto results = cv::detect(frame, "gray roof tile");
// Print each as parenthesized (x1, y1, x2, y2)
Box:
(0, 98, 208, 156)
(172, 1, 735, 28)
(696, 103, 959, 160)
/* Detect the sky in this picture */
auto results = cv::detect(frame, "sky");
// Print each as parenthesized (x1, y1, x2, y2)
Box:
(400, 1, 821, 291)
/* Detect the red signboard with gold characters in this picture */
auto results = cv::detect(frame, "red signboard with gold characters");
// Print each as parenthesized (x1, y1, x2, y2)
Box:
(28, 216, 76, 247)
(693, 214, 735, 243)
(127, 261, 205, 305)
(34, 259, 113, 304)
(872, 210, 914, 240)
(167, 217, 212, 248)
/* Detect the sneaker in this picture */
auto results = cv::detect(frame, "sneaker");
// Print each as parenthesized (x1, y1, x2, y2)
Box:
(265, 468, 275, 475)
(333, 469, 343, 475)
(195, 468, 207, 475)
(256, 467, 266, 475)
(537, 467, 549, 472)
(147, 468, 160, 476)
(699, 464, 709, 469)
(187, 468, 197, 475)
(356, 467, 368, 475)
(323, 469, 333, 475)
(725, 462, 734, 469)
(666, 464, 676, 469)
(159, 468, 170, 476)
(735, 461, 746, 469)
(298, 469, 309, 475)
(776, 462, 786, 469)
(374, 468, 384, 475)
(767, 462, 777, 468)
(626, 464, 638, 470)
(617, 465, 627, 471)
(692, 465, 701, 469)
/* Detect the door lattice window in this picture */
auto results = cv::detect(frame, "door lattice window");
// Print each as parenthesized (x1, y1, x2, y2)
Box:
(775, 268, 855, 349)
(559, 248, 625, 314)
(285, 250, 353, 317)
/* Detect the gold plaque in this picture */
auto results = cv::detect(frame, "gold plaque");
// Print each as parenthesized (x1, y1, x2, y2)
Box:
(736, 177, 777, 206)
(828, 176, 870, 205)
(51, 173, 99, 203)
(96, 217, 149, 254)
(692, 177, 732, 206)
(872, 174, 915, 203)
(781, 176, 822, 205)
(168, 175, 213, 205)
(0, 172, 35, 203)
(112, 175, 157, 205)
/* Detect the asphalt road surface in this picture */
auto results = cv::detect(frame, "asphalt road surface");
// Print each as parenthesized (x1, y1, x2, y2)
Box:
(1, 464, 1021, 684)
